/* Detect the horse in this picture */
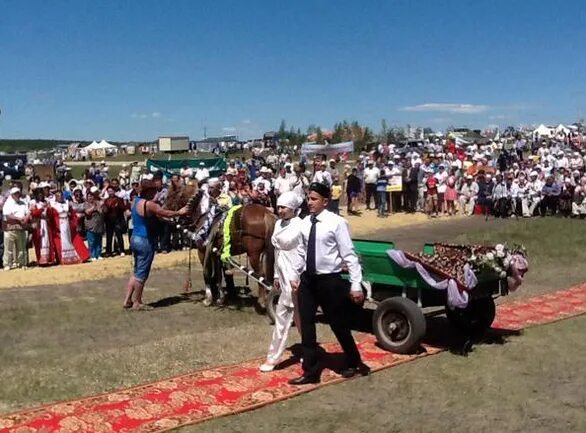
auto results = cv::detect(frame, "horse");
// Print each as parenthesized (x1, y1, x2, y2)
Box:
(175, 190, 276, 309)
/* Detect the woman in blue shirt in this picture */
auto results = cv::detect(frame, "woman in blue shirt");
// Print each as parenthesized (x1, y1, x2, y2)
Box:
(123, 180, 188, 310)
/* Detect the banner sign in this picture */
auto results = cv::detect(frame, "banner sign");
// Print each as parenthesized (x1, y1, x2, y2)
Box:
(386, 175, 403, 192)
(300, 141, 354, 156)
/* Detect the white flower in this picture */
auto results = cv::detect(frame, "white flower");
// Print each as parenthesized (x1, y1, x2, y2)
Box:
(494, 266, 502, 273)
(503, 257, 511, 269)
(495, 244, 505, 254)
(499, 271, 507, 278)
(486, 252, 495, 261)
(496, 251, 505, 258)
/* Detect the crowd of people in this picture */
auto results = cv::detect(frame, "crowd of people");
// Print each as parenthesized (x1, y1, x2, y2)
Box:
(1, 133, 585, 272)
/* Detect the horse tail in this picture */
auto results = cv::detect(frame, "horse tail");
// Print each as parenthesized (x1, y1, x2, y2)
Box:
(261, 210, 276, 285)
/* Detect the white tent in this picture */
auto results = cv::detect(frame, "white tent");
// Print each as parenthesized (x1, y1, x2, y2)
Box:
(533, 124, 553, 138)
(98, 139, 116, 148)
(86, 140, 116, 150)
(555, 124, 570, 134)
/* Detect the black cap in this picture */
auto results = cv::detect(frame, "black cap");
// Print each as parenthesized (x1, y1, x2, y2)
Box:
(308, 182, 331, 198)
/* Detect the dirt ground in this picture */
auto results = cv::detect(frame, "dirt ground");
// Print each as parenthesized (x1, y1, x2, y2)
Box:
(0, 216, 584, 432)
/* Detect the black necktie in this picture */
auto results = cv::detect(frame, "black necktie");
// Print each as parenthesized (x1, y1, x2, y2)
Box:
(306, 215, 318, 274)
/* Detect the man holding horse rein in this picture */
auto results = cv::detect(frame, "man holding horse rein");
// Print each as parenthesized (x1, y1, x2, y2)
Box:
(289, 182, 370, 385)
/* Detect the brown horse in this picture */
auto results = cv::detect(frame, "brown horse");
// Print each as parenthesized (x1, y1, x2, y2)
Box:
(177, 191, 276, 308)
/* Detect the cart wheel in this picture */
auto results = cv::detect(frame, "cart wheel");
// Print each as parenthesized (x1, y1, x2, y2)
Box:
(373, 297, 426, 354)
(446, 297, 496, 334)
(266, 288, 280, 325)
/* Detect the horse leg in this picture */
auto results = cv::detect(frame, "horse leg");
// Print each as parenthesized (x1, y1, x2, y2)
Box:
(223, 269, 236, 298)
(199, 248, 214, 307)
(248, 252, 266, 310)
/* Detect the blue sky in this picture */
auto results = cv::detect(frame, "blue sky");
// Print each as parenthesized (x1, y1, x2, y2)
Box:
(1, 0, 585, 141)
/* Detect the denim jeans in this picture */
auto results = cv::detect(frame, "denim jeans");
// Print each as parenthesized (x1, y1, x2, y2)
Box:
(131, 235, 155, 282)
(377, 191, 387, 216)
(86, 231, 103, 259)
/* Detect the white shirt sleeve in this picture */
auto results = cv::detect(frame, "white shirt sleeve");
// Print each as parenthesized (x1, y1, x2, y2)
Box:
(334, 219, 362, 292)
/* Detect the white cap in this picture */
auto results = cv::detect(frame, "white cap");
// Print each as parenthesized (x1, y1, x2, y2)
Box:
(276, 191, 303, 210)
(530, 171, 538, 177)
(90, 186, 99, 193)
(208, 177, 220, 187)
(9, 187, 21, 194)
(39, 181, 51, 188)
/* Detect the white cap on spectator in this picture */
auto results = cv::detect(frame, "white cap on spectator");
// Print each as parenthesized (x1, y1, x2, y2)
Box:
(9, 187, 21, 194)
(90, 186, 99, 193)
(530, 171, 538, 177)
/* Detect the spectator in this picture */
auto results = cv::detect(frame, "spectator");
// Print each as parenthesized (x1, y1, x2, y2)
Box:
(84, 188, 106, 261)
(2, 187, 30, 270)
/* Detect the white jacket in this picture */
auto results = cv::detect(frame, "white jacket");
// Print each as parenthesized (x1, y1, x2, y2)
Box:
(271, 216, 304, 307)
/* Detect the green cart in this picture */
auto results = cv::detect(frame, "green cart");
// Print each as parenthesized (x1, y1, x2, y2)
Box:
(267, 239, 508, 354)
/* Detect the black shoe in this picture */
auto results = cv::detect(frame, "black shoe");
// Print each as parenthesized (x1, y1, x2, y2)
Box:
(288, 375, 320, 385)
(341, 363, 371, 378)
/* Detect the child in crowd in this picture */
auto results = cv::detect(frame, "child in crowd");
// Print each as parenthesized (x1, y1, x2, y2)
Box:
(376, 173, 388, 217)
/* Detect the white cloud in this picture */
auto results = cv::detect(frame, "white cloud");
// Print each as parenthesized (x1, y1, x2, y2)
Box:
(241, 119, 252, 125)
(400, 103, 489, 114)
(131, 112, 161, 119)
(222, 127, 236, 132)
(489, 114, 508, 120)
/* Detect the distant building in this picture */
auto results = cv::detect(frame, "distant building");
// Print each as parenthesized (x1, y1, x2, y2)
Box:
(159, 136, 189, 153)
(193, 135, 238, 152)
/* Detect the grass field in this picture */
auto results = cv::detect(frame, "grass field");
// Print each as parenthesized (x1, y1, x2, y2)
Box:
(0, 218, 584, 432)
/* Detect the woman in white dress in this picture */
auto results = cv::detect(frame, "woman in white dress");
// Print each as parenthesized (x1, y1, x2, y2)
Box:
(260, 191, 304, 372)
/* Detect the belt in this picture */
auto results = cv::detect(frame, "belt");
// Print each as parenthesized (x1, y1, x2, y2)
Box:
(302, 272, 342, 280)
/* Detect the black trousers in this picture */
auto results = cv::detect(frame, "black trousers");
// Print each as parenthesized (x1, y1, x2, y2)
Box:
(105, 220, 125, 255)
(298, 272, 362, 377)
(404, 188, 418, 212)
(540, 196, 559, 216)
(365, 183, 377, 209)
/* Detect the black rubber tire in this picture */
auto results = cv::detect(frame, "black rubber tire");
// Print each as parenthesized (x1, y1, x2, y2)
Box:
(446, 297, 496, 334)
(372, 297, 427, 354)
(266, 288, 280, 325)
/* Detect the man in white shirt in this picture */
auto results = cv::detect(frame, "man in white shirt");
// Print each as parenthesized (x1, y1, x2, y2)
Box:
(225, 160, 238, 176)
(195, 162, 210, 183)
(289, 182, 369, 385)
(273, 167, 291, 197)
(458, 175, 479, 216)
(180, 164, 194, 183)
(2, 187, 30, 270)
(312, 161, 332, 187)
(252, 167, 272, 191)
(524, 171, 543, 217)
(362, 160, 380, 210)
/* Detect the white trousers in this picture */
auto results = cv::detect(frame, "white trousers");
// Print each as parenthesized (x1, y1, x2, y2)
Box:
(572, 202, 586, 215)
(3, 230, 28, 268)
(522, 197, 541, 217)
(266, 302, 295, 364)
(458, 196, 476, 215)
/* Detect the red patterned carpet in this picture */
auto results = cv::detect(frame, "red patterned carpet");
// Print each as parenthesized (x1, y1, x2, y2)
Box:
(1, 283, 585, 433)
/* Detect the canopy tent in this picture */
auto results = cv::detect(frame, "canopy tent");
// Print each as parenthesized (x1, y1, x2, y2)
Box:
(533, 124, 554, 138)
(85, 140, 116, 150)
(98, 139, 115, 148)
(555, 124, 570, 134)
(146, 157, 227, 179)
